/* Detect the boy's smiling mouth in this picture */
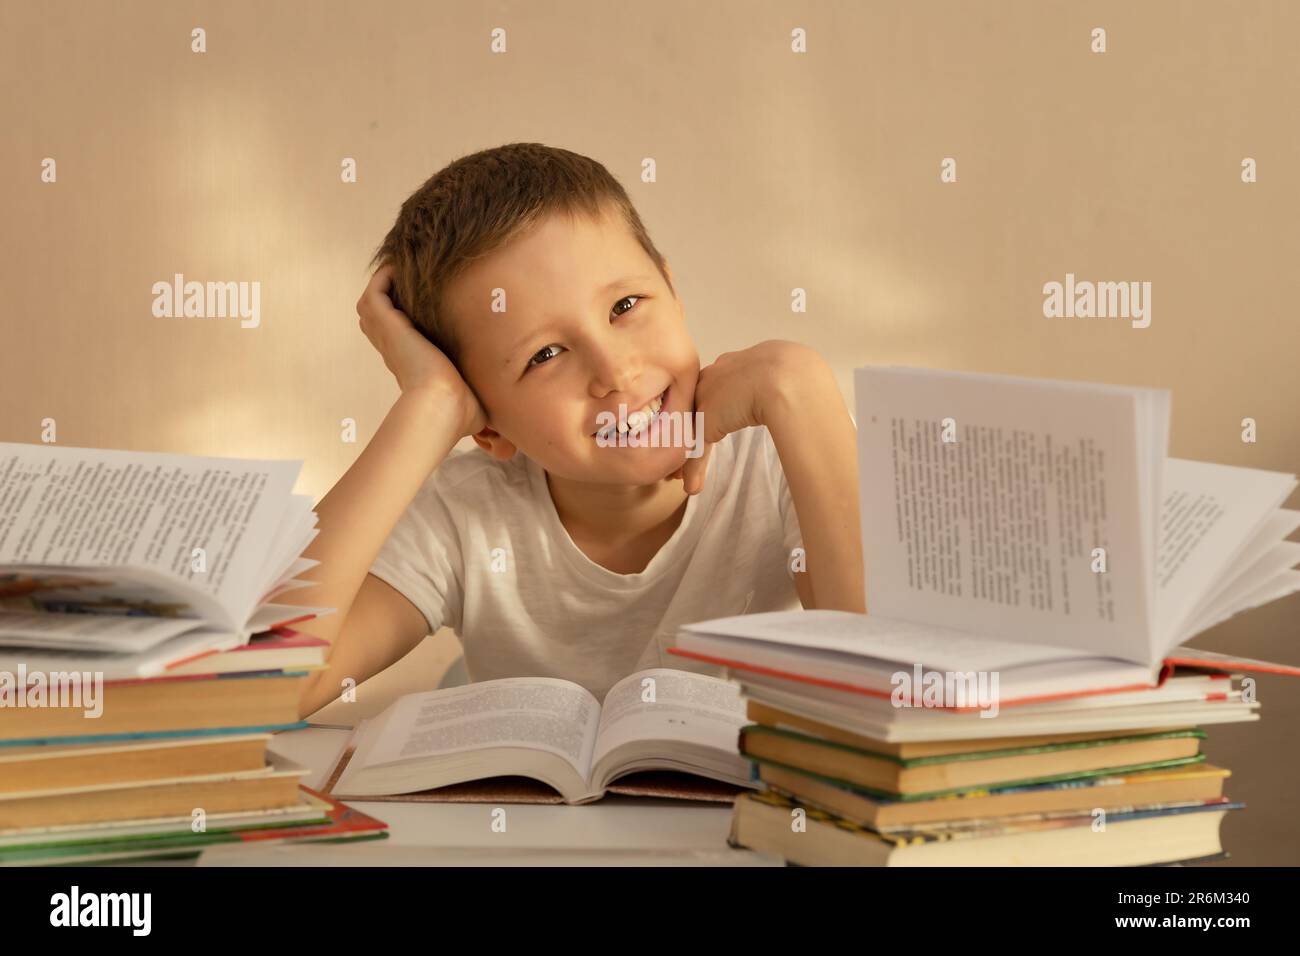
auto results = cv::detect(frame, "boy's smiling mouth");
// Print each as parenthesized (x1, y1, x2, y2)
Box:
(592, 386, 669, 442)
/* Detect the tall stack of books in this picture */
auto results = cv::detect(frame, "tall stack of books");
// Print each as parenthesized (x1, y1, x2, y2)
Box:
(678, 610, 1273, 865)
(0, 442, 388, 865)
(672, 368, 1300, 866)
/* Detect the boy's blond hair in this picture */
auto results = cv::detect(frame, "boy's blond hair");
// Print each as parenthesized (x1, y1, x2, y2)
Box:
(368, 143, 674, 369)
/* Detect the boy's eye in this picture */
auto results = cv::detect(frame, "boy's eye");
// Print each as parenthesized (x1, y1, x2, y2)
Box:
(611, 294, 641, 317)
(524, 295, 644, 371)
(526, 344, 561, 369)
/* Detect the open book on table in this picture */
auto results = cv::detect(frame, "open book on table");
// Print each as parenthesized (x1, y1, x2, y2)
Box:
(673, 367, 1300, 706)
(325, 670, 757, 805)
(0, 442, 333, 666)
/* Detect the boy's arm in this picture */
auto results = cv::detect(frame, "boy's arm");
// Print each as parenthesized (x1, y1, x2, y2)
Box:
(762, 349, 866, 613)
(279, 386, 465, 719)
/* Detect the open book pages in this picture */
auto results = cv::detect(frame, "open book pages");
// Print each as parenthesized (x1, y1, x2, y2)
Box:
(0, 442, 334, 654)
(853, 367, 1299, 667)
(329, 670, 755, 805)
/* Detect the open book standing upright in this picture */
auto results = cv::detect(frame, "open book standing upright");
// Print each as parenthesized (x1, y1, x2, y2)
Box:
(852, 367, 1300, 670)
(672, 367, 1300, 722)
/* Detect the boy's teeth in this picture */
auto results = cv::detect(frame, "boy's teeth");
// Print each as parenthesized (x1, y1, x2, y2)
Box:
(598, 392, 664, 439)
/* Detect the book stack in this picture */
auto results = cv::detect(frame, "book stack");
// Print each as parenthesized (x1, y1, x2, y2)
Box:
(671, 367, 1300, 866)
(0, 442, 388, 865)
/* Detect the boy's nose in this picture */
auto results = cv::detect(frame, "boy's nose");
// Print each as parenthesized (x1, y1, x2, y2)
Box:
(588, 344, 641, 398)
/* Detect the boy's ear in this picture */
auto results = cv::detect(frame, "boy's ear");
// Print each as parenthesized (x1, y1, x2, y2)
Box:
(472, 426, 517, 460)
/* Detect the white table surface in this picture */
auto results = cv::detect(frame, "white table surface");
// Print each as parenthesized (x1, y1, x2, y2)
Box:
(188, 726, 784, 866)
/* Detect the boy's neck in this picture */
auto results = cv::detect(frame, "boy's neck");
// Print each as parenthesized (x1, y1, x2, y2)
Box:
(544, 470, 691, 558)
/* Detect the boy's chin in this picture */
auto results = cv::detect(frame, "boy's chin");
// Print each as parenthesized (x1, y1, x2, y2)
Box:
(575, 444, 690, 484)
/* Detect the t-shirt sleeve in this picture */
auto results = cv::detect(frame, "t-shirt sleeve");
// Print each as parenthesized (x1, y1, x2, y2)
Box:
(756, 425, 803, 558)
(367, 474, 464, 636)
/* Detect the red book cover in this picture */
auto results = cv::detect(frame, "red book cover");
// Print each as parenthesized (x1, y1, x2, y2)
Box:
(233, 787, 389, 843)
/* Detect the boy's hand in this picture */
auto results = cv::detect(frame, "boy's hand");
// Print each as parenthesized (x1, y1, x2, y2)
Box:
(678, 340, 822, 494)
(357, 263, 488, 438)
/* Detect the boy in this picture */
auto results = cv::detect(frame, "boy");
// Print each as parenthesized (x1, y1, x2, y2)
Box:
(291, 143, 862, 720)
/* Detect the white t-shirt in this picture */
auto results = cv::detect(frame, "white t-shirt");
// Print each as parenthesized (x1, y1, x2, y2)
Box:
(368, 425, 803, 700)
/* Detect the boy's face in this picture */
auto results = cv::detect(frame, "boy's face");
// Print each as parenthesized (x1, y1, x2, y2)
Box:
(448, 206, 699, 486)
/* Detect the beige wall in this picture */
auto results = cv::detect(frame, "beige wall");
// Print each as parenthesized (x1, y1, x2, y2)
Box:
(2, 1, 1296, 863)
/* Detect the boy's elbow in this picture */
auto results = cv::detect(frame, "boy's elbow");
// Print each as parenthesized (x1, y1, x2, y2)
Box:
(296, 671, 330, 721)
